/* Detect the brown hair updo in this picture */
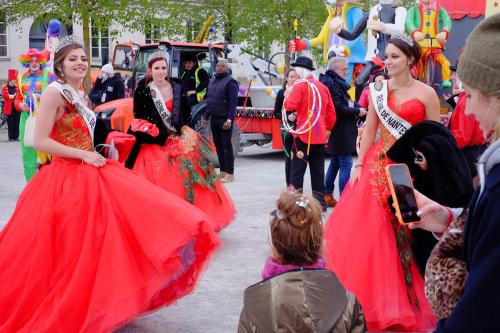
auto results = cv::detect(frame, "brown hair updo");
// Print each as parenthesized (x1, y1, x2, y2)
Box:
(269, 191, 323, 266)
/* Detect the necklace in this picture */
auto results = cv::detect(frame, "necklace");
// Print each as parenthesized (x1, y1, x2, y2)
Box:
(391, 76, 414, 92)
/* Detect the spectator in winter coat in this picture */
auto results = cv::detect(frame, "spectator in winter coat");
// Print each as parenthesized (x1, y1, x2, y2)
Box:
(89, 64, 125, 106)
(1, 69, 21, 141)
(321, 57, 367, 207)
(238, 191, 366, 333)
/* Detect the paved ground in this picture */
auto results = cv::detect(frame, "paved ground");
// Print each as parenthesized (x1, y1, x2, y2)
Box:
(0, 128, 417, 333)
(0, 127, 340, 332)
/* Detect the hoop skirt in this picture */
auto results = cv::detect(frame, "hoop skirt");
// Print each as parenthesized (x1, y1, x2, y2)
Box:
(0, 104, 220, 332)
(323, 97, 436, 331)
(132, 126, 235, 232)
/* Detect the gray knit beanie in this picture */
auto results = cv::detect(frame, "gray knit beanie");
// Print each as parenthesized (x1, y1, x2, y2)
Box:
(458, 13, 500, 95)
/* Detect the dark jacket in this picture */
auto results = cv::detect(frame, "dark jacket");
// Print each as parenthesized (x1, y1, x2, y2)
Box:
(434, 139, 500, 333)
(320, 70, 360, 155)
(88, 74, 125, 106)
(125, 77, 190, 169)
(206, 72, 238, 120)
(387, 121, 474, 274)
(273, 88, 286, 120)
(181, 66, 209, 98)
(238, 269, 366, 333)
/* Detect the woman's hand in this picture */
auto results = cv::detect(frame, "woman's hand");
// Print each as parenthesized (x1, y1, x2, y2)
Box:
(349, 166, 362, 186)
(414, 150, 428, 170)
(82, 151, 107, 168)
(408, 189, 450, 233)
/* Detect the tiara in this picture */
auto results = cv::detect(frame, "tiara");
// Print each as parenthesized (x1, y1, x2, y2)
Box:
(56, 35, 84, 52)
(148, 50, 169, 62)
(390, 31, 414, 47)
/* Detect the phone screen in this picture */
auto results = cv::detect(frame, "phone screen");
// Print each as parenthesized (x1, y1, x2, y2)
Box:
(387, 165, 420, 223)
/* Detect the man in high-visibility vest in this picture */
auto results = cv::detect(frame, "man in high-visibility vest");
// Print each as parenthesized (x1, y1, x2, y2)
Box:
(181, 53, 209, 107)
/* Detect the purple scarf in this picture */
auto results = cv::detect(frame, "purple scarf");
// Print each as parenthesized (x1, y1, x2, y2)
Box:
(261, 256, 326, 280)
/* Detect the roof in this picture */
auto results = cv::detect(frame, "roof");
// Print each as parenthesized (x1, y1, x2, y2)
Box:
(116, 41, 225, 49)
(438, 0, 486, 19)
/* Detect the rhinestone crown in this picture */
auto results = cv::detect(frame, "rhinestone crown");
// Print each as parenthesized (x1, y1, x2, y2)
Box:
(147, 50, 169, 63)
(390, 31, 414, 47)
(56, 35, 84, 52)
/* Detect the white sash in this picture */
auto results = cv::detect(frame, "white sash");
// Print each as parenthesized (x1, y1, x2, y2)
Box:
(49, 81, 96, 141)
(148, 81, 177, 133)
(369, 80, 412, 139)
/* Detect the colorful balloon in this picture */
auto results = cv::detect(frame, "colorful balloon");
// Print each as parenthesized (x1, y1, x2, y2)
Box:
(265, 87, 273, 96)
(239, 84, 247, 95)
(47, 19, 62, 37)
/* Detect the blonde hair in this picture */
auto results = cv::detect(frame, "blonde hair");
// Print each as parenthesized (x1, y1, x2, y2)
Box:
(269, 191, 323, 265)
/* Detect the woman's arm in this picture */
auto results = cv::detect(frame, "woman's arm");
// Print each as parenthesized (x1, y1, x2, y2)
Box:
(34, 87, 105, 167)
(421, 83, 441, 122)
(350, 94, 379, 184)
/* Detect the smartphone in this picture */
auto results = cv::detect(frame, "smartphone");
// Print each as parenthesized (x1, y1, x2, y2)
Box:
(385, 164, 420, 225)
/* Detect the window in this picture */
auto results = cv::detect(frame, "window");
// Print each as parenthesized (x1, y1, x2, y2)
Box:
(90, 23, 109, 62)
(145, 22, 161, 44)
(0, 12, 7, 57)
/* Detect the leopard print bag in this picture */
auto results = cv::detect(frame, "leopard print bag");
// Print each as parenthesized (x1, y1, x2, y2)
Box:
(424, 210, 468, 320)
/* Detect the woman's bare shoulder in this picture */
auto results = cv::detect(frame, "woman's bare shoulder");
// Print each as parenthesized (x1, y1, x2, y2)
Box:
(41, 86, 65, 106)
(414, 80, 437, 96)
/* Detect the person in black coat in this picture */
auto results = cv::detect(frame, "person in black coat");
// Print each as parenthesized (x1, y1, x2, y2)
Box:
(273, 68, 299, 186)
(320, 57, 367, 206)
(410, 14, 500, 331)
(125, 76, 190, 169)
(88, 64, 125, 106)
(387, 121, 474, 274)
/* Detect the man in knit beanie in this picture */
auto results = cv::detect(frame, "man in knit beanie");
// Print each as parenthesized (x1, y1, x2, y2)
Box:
(458, 13, 500, 96)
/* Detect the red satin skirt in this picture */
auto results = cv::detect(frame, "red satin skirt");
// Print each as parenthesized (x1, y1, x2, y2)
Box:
(132, 127, 235, 232)
(0, 157, 219, 333)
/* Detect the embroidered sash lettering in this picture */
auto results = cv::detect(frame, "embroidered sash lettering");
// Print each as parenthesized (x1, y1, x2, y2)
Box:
(148, 81, 177, 133)
(369, 80, 412, 139)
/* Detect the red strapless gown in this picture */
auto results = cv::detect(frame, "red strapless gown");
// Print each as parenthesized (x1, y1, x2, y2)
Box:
(324, 97, 436, 331)
(0, 102, 220, 333)
(132, 100, 235, 232)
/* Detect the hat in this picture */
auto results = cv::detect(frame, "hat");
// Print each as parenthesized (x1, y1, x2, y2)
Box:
(101, 64, 114, 75)
(18, 48, 50, 68)
(183, 53, 198, 62)
(458, 13, 500, 95)
(291, 56, 315, 71)
(8, 69, 18, 81)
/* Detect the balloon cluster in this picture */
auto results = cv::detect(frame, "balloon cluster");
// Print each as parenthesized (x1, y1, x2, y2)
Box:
(236, 107, 274, 119)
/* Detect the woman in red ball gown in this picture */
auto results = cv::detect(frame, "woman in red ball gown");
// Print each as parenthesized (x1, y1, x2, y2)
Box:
(0, 38, 219, 333)
(125, 55, 235, 232)
(323, 36, 440, 331)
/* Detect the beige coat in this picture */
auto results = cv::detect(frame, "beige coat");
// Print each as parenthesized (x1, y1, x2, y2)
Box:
(238, 269, 366, 333)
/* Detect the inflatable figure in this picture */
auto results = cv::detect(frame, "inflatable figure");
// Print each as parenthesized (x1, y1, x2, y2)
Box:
(289, 0, 366, 83)
(406, 0, 452, 88)
(331, 0, 407, 87)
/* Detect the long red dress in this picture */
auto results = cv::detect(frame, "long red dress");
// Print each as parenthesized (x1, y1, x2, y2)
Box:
(132, 100, 235, 232)
(0, 101, 220, 333)
(323, 96, 436, 331)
